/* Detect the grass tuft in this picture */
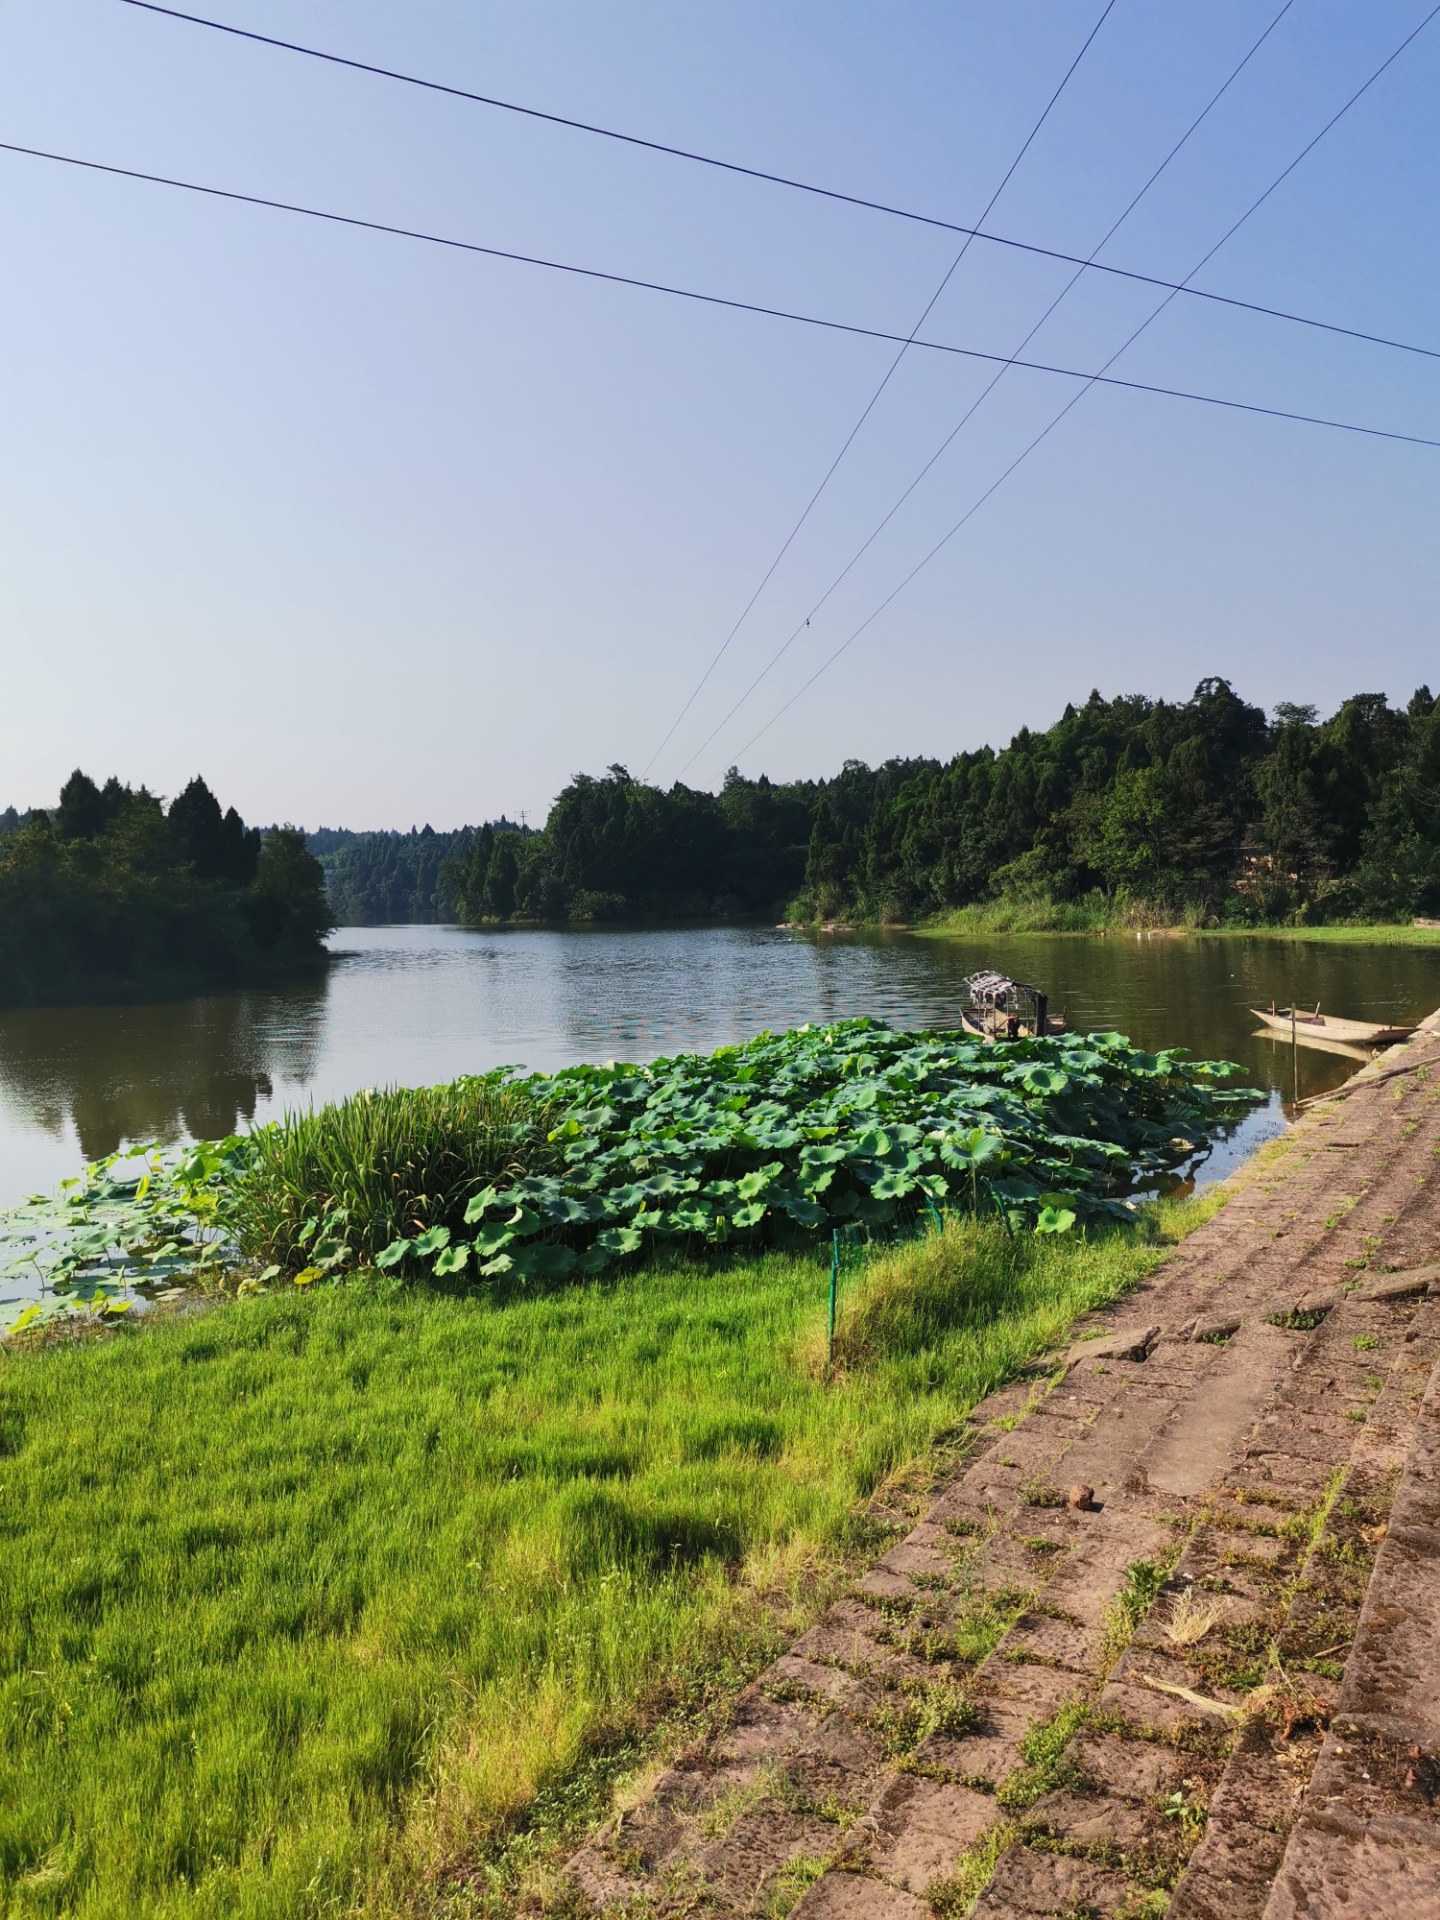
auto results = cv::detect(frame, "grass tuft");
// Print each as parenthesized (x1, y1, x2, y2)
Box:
(231, 1079, 556, 1272)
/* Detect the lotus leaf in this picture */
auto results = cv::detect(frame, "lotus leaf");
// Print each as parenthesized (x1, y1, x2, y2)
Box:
(1, 1015, 1262, 1324)
(462, 1185, 502, 1224)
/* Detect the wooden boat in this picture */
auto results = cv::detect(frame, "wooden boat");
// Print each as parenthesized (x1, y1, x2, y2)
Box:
(961, 1007, 1068, 1041)
(961, 970, 1067, 1042)
(1251, 1004, 1414, 1048)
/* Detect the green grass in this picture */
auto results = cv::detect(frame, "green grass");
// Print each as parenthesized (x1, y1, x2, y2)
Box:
(916, 894, 1192, 936)
(0, 1209, 1205, 1919)
(914, 903, 1440, 944)
(1195, 922, 1440, 947)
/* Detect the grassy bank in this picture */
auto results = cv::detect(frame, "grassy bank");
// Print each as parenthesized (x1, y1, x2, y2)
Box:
(1194, 921, 1440, 947)
(914, 897, 1197, 936)
(0, 1208, 1206, 1919)
(914, 902, 1440, 943)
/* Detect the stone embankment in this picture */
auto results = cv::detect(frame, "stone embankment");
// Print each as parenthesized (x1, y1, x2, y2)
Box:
(562, 1012, 1440, 1918)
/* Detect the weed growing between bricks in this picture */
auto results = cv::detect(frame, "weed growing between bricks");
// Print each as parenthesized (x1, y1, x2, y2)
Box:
(924, 1825, 1019, 1917)
(867, 1678, 983, 1758)
(995, 1701, 1090, 1810)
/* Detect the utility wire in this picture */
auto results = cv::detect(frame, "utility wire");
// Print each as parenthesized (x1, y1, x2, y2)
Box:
(638, 0, 1116, 778)
(726, 1, 1440, 774)
(8, 138, 1430, 459)
(671, 0, 1295, 780)
(120, 0, 1440, 369)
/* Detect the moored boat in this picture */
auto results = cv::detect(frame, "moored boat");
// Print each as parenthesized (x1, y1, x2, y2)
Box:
(960, 1007, 1069, 1041)
(1251, 1004, 1414, 1047)
(961, 970, 1068, 1041)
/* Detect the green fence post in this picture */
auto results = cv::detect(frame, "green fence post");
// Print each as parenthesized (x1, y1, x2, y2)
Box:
(925, 1194, 945, 1237)
(828, 1229, 840, 1369)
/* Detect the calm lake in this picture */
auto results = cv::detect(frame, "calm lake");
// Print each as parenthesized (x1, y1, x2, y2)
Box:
(2, 926, 1435, 1220)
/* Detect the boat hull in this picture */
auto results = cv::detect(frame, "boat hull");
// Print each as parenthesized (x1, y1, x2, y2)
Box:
(1251, 1007, 1414, 1047)
(1252, 1027, 1373, 1065)
(961, 1010, 1069, 1041)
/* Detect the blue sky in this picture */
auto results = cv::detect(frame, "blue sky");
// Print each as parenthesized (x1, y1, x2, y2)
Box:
(2, 1, 1436, 828)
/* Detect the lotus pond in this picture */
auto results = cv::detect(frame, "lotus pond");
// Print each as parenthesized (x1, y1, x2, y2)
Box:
(2, 1019, 1259, 1325)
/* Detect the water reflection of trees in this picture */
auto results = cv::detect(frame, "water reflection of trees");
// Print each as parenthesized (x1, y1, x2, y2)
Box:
(0, 977, 327, 1161)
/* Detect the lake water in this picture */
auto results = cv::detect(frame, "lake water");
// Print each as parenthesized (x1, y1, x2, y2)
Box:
(2, 925, 1435, 1221)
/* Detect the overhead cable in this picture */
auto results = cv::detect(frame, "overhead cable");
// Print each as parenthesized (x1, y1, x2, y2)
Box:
(6, 139, 1433, 458)
(119, 0, 1440, 368)
(638, 0, 1116, 777)
(670, 0, 1296, 779)
(725, 1, 1440, 773)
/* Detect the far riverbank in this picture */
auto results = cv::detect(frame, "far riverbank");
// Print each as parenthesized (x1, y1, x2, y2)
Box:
(909, 909, 1440, 946)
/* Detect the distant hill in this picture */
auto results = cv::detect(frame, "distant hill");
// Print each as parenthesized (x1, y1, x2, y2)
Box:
(304, 821, 529, 925)
(441, 681, 1440, 928)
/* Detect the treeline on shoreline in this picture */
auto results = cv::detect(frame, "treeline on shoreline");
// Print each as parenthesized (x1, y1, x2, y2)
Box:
(442, 679, 1440, 929)
(0, 772, 333, 1006)
(11, 681, 1436, 965)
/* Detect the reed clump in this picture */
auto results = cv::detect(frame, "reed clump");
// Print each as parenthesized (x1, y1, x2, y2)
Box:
(231, 1079, 557, 1273)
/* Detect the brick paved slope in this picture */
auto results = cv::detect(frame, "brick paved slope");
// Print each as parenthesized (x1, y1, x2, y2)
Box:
(559, 1012, 1440, 1919)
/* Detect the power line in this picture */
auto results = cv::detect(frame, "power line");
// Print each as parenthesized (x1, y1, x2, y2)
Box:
(638, 0, 1116, 778)
(726, 0, 1440, 774)
(7, 137, 1433, 457)
(120, 0, 1440, 369)
(671, 0, 1296, 780)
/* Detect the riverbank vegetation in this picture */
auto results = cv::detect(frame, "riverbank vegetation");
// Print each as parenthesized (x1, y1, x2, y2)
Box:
(2, 1021, 1257, 1312)
(0, 1202, 1211, 1918)
(440, 679, 1439, 930)
(917, 903, 1440, 941)
(0, 772, 333, 1006)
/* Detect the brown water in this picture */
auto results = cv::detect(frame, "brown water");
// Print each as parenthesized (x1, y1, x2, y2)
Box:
(0, 924, 1434, 1283)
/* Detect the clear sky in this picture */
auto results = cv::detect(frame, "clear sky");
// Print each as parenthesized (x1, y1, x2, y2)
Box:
(2, 1, 1437, 829)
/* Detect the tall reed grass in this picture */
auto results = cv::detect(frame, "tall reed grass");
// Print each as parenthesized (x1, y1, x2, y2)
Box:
(231, 1080, 556, 1272)
(920, 892, 1205, 935)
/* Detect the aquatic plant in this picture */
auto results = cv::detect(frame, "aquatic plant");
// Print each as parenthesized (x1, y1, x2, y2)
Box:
(0, 1018, 1259, 1317)
(392, 1018, 1257, 1282)
(229, 1079, 557, 1273)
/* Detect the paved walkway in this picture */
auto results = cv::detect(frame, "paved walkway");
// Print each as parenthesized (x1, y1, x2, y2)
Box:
(561, 1012, 1440, 1918)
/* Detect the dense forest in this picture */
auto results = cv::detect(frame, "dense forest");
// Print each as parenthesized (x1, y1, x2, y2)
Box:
(0, 772, 334, 1005)
(444, 680, 1440, 928)
(9, 683, 1435, 977)
(305, 821, 526, 924)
